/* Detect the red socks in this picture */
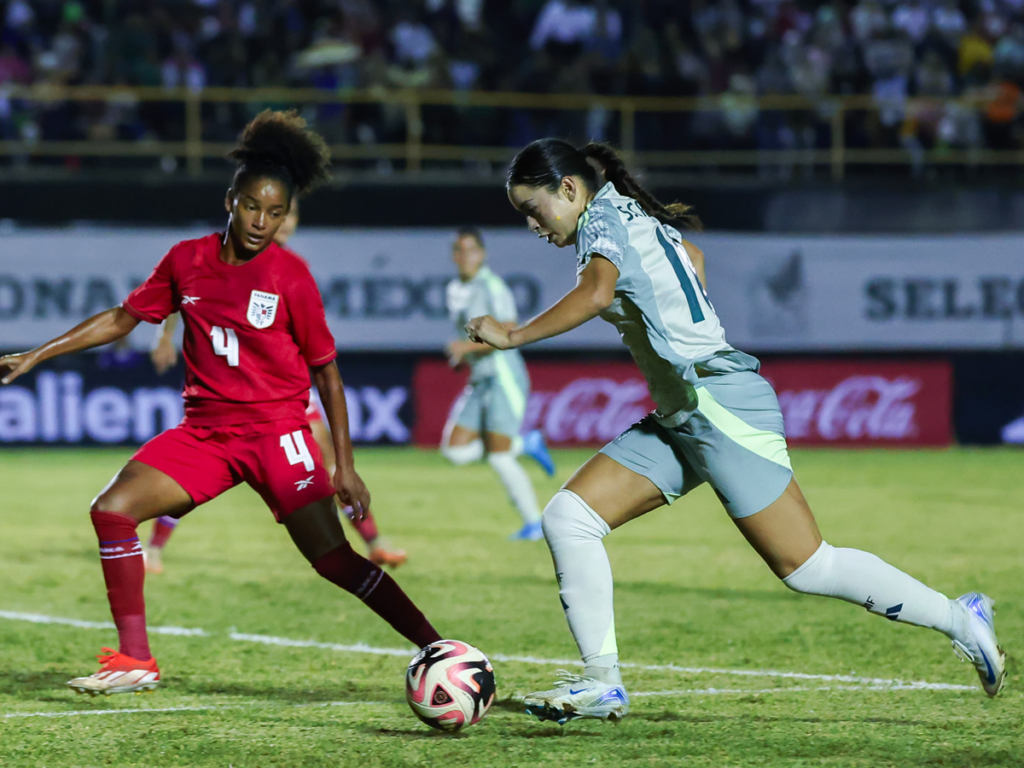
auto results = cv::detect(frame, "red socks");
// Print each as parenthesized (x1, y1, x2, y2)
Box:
(148, 516, 179, 549)
(91, 511, 151, 661)
(348, 509, 379, 545)
(313, 542, 440, 648)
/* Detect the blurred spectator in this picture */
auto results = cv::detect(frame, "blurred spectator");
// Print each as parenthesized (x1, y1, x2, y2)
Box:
(2, 0, 1024, 163)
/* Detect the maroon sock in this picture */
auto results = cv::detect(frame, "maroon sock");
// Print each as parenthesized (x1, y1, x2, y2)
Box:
(313, 542, 440, 648)
(148, 516, 179, 549)
(91, 511, 151, 660)
(349, 509, 379, 545)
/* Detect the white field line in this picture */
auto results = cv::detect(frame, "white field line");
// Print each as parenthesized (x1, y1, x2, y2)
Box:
(4, 701, 369, 720)
(0, 610, 208, 637)
(632, 683, 975, 697)
(0, 610, 975, 692)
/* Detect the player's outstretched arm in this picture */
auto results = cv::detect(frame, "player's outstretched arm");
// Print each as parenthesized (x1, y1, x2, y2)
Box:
(466, 256, 617, 350)
(312, 361, 370, 518)
(0, 307, 140, 385)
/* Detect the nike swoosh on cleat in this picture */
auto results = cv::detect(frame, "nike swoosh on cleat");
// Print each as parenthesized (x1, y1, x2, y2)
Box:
(977, 646, 996, 684)
(568, 687, 591, 696)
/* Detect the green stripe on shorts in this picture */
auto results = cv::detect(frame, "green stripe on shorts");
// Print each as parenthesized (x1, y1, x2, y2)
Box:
(695, 387, 792, 470)
(493, 353, 527, 421)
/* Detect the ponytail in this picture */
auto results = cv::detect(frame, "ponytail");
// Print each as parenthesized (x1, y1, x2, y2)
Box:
(507, 138, 701, 232)
(581, 143, 701, 231)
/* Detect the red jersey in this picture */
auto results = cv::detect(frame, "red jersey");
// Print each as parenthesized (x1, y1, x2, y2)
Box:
(123, 234, 336, 427)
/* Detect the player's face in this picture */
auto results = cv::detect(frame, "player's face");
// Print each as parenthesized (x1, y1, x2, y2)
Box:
(225, 177, 290, 254)
(452, 234, 485, 279)
(507, 178, 585, 248)
(274, 198, 300, 247)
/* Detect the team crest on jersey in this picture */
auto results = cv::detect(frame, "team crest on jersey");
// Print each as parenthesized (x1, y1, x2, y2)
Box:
(247, 290, 279, 329)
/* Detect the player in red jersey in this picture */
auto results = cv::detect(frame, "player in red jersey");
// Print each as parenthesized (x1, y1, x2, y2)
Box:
(0, 111, 440, 695)
(146, 199, 407, 573)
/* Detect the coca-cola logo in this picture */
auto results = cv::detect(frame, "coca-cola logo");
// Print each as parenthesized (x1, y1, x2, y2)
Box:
(525, 378, 651, 443)
(776, 375, 921, 441)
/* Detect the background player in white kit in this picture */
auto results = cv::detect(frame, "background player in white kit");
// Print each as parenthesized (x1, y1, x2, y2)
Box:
(468, 139, 1006, 724)
(442, 227, 555, 541)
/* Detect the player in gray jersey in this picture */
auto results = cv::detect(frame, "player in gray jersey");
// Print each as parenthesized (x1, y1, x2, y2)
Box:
(467, 139, 1004, 724)
(441, 227, 555, 541)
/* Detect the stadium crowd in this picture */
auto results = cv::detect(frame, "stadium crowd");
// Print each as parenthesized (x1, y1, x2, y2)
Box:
(1, 0, 1023, 161)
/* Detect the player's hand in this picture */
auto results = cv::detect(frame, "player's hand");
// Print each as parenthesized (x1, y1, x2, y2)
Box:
(0, 351, 40, 386)
(445, 339, 476, 368)
(150, 338, 178, 375)
(334, 465, 371, 521)
(466, 315, 513, 350)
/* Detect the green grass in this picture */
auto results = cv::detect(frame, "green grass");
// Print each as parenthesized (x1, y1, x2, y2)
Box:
(0, 447, 1021, 767)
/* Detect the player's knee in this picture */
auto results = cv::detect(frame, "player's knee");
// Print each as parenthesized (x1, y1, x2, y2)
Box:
(441, 439, 483, 466)
(541, 490, 610, 545)
(781, 541, 833, 593)
(90, 488, 132, 516)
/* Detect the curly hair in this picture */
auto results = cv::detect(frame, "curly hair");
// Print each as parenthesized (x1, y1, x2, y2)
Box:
(228, 110, 331, 199)
(506, 138, 701, 231)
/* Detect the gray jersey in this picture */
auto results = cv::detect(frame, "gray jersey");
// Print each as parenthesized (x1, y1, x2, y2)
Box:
(576, 182, 759, 426)
(447, 266, 527, 386)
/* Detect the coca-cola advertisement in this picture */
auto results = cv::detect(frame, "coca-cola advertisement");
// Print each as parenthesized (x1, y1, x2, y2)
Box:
(760, 359, 953, 446)
(412, 359, 655, 447)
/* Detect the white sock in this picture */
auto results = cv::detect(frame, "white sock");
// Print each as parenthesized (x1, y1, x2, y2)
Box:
(487, 452, 542, 525)
(542, 490, 619, 674)
(783, 540, 958, 639)
(441, 439, 483, 466)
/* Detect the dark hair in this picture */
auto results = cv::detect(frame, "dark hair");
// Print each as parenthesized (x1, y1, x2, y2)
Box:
(228, 110, 331, 200)
(506, 139, 701, 231)
(455, 226, 485, 248)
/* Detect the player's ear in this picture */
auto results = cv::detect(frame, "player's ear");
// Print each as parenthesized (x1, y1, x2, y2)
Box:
(562, 176, 577, 203)
(224, 188, 233, 214)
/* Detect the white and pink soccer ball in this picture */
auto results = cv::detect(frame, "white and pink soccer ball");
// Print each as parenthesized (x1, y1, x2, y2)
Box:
(405, 640, 495, 732)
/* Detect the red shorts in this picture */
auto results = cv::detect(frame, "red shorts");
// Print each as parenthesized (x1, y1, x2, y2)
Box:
(133, 420, 335, 521)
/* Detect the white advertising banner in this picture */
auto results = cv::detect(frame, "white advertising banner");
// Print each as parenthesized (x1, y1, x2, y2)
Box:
(1, 228, 1022, 351)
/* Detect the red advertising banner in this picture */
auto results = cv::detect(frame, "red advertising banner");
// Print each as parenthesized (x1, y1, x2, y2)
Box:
(760, 359, 953, 446)
(413, 358, 954, 448)
(412, 359, 655, 447)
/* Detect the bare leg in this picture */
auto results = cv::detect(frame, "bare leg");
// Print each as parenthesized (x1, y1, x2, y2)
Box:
(284, 497, 437, 647)
(311, 418, 404, 565)
(731, 477, 822, 578)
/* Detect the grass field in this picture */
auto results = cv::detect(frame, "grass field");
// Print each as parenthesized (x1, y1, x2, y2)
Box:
(0, 447, 1021, 767)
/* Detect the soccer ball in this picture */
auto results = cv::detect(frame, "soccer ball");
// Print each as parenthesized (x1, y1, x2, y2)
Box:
(405, 639, 496, 732)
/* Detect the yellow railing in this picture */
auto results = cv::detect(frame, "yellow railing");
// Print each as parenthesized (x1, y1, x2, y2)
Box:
(2, 85, 1022, 180)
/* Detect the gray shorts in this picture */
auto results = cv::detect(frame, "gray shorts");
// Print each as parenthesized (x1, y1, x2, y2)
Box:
(447, 373, 529, 439)
(600, 371, 793, 519)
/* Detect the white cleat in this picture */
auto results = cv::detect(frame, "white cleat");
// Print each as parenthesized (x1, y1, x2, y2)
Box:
(951, 592, 1006, 697)
(143, 546, 163, 575)
(523, 671, 629, 725)
(67, 649, 161, 696)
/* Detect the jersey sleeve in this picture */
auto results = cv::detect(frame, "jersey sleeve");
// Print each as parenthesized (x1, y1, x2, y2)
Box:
(576, 200, 628, 275)
(122, 246, 179, 324)
(289, 269, 337, 367)
(486, 277, 519, 323)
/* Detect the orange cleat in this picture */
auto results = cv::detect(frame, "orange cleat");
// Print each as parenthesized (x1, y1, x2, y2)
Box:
(369, 545, 408, 569)
(67, 648, 160, 696)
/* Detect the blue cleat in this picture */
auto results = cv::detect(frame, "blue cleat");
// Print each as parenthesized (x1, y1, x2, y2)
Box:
(509, 521, 544, 541)
(522, 430, 555, 477)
